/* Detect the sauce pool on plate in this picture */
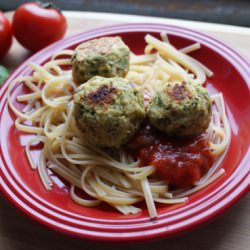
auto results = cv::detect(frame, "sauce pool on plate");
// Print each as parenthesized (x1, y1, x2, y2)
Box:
(129, 123, 214, 189)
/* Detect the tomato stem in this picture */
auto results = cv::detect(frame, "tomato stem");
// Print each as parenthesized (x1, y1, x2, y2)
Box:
(37, 1, 62, 13)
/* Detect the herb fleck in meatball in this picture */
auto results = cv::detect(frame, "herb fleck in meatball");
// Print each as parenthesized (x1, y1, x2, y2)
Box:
(148, 81, 212, 138)
(74, 76, 145, 148)
(72, 36, 130, 84)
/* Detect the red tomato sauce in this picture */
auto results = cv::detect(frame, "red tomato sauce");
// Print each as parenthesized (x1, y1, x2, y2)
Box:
(128, 122, 214, 189)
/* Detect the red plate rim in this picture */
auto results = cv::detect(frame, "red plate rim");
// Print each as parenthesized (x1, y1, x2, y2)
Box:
(0, 23, 250, 242)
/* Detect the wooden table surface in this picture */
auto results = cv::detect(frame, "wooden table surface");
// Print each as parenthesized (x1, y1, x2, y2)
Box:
(1, 11, 250, 250)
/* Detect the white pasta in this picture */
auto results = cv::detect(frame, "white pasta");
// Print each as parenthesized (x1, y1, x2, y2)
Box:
(7, 33, 230, 218)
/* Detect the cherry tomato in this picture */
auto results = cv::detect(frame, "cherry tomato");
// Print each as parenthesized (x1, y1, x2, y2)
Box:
(12, 2, 67, 52)
(0, 11, 12, 58)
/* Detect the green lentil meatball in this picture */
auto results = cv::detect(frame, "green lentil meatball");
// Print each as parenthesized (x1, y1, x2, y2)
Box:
(72, 36, 130, 84)
(148, 81, 212, 138)
(74, 76, 145, 148)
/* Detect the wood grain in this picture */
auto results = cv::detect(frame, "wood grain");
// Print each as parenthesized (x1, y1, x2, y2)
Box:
(0, 11, 249, 250)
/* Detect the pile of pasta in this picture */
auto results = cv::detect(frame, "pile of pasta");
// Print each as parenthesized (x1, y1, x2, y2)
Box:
(8, 33, 230, 218)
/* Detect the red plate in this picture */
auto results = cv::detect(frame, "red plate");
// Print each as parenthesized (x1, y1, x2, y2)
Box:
(0, 24, 249, 242)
